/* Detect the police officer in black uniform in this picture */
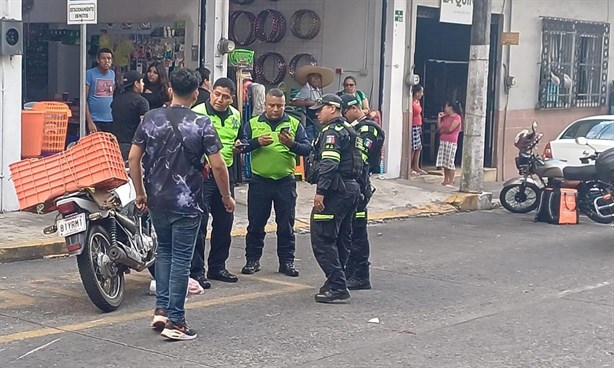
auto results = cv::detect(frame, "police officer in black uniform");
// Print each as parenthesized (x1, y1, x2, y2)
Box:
(308, 94, 364, 303)
(340, 94, 386, 291)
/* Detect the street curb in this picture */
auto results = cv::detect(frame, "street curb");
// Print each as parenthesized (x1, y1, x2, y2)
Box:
(0, 203, 458, 263)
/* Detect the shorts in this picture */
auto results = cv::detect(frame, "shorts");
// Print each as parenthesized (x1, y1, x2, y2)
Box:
(436, 141, 458, 170)
(411, 125, 422, 150)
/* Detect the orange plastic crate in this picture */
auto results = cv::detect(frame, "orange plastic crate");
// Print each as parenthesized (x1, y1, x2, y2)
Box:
(9, 133, 128, 212)
(32, 101, 71, 153)
(21, 110, 46, 158)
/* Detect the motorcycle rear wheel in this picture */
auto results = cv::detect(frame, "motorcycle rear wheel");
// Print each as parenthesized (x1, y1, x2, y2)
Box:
(500, 182, 541, 214)
(579, 192, 614, 224)
(77, 223, 125, 312)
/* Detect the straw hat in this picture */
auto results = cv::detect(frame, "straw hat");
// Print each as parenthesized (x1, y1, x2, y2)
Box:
(294, 65, 335, 87)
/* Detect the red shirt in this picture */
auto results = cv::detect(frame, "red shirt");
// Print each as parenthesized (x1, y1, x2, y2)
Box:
(412, 99, 423, 126)
(439, 113, 462, 143)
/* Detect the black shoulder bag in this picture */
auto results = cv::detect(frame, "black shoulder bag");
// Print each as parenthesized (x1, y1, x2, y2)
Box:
(166, 106, 210, 178)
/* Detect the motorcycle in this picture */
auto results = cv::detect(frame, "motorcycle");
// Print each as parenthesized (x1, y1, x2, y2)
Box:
(43, 176, 156, 312)
(500, 122, 614, 224)
(590, 145, 614, 220)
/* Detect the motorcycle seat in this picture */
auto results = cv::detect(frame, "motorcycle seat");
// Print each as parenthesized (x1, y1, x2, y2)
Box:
(563, 165, 597, 181)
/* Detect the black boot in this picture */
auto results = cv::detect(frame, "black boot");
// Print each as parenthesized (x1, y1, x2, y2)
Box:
(278, 262, 299, 277)
(315, 288, 351, 303)
(241, 260, 261, 275)
(346, 268, 371, 290)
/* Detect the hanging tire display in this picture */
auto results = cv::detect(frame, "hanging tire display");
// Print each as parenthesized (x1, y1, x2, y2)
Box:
(290, 9, 321, 40)
(288, 53, 318, 76)
(229, 11, 257, 46)
(255, 9, 287, 43)
(230, 0, 256, 5)
(254, 52, 287, 85)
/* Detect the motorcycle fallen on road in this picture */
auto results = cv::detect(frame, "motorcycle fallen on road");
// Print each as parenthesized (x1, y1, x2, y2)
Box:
(500, 122, 613, 223)
(44, 177, 156, 312)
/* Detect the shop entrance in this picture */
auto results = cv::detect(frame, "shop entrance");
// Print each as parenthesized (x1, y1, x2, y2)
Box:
(414, 7, 500, 168)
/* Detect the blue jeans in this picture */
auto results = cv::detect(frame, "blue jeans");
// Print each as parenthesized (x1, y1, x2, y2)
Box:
(150, 210, 202, 323)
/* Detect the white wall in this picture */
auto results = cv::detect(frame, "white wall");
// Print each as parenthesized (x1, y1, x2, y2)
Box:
(1, 0, 23, 211)
(503, 0, 612, 110)
(225, 0, 382, 101)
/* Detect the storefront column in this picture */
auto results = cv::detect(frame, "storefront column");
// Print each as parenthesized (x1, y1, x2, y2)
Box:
(0, 0, 22, 212)
(380, 0, 409, 178)
(204, 0, 229, 82)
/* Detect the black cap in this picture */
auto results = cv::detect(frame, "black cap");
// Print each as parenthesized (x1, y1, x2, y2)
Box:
(309, 94, 343, 110)
(339, 94, 360, 113)
(120, 70, 143, 89)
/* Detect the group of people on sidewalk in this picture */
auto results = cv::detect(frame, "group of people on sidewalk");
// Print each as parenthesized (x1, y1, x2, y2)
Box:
(111, 63, 386, 341)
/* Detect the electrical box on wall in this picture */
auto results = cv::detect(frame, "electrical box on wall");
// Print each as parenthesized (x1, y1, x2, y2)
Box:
(0, 20, 23, 56)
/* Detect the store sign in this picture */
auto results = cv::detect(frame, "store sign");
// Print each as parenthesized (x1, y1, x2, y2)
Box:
(440, 0, 473, 25)
(67, 0, 97, 25)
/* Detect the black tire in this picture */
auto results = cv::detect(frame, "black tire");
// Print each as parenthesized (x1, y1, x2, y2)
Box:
(500, 182, 541, 214)
(580, 195, 614, 224)
(76, 223, 125, 312)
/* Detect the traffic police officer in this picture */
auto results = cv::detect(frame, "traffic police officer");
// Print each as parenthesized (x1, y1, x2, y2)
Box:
(191, 78, 241, 286)
(308, 94, 364, 303)
(237, 88, 311, 276)
(340, 94, 386, 291)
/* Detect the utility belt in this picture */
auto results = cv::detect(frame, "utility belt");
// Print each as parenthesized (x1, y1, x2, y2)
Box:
(251, 173, 295, 184)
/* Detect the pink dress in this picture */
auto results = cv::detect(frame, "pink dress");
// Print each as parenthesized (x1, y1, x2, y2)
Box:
(436, 113, 462, 170)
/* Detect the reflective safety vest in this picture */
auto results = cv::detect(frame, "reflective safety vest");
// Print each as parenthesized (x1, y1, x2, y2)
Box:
(249, 115, 301, 180)
(192, 103, 241, 167)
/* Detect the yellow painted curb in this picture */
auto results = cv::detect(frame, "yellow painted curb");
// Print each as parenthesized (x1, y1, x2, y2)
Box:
(1, 203, 458, 263)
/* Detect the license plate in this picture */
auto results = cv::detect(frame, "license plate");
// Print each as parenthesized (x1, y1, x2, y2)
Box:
(58, 213, 87, 237)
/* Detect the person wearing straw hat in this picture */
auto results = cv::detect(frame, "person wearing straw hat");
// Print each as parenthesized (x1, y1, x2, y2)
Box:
(291, 65, 335, 141)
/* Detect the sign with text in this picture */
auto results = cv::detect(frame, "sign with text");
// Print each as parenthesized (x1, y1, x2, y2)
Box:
(440, 0, 473, 25)
(67, 0, 97, 25)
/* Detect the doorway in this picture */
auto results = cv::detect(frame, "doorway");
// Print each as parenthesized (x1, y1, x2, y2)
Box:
(414, 6, 500, 168)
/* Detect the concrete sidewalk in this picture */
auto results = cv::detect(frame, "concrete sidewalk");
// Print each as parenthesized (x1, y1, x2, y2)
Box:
(0, 176, 499, 262)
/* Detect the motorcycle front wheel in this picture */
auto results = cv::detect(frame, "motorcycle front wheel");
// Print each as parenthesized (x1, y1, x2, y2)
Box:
(76, 223, 125, 312)
(500, 182, 541, 213)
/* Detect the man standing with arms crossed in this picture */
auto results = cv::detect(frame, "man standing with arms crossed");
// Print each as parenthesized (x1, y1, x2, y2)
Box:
(129, 68, 235, 340)
(191, 78, 242, 285)
(237, 89, 311, 276)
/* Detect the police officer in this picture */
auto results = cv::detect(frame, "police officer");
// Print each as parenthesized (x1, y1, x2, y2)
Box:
(308, 94, 364, 303)
(340, 94, 386, 291)
(191, 78, 241, 286)
(236, 88, 311, 276)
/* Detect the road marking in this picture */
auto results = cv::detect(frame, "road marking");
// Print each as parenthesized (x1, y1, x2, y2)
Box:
(558, 281, 611, 298)
(0, 277, 312, 344)
(0, 290, 36, 310)
(30, 285, 84, 299)
(15, 338, 61, 360)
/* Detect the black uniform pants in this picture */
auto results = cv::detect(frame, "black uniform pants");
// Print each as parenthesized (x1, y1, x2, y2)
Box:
(245, 174, 297, 263)
(347, 196, 371, 276)
(310, 180, 360, 291)
(191, 177, 235, 276)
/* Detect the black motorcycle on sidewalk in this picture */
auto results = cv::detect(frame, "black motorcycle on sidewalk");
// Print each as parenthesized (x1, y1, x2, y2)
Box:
(500, 122, 613, 223)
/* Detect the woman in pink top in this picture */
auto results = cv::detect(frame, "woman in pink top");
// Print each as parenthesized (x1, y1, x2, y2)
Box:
(411, 85, 427, 176)
(436, 100, 463, 187)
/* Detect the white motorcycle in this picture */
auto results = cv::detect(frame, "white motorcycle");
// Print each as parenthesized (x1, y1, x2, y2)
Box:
(44, 177, 156, 312)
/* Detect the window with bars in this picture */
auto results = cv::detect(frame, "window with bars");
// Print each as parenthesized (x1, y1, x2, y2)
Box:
(538, 17, 610, 109)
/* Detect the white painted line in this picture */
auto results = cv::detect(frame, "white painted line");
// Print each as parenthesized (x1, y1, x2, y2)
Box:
(16, 338, 61, 360)
(558, 282, 611, 298)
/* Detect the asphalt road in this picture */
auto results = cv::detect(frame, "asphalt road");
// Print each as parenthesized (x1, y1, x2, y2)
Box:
(0, 210, 612, 368)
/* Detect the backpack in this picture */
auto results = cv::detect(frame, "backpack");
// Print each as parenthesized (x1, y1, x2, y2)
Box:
(535, 187, 579, 225)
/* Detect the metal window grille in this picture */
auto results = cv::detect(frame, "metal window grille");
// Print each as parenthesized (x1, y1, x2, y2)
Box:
(538, 17, 610, 109)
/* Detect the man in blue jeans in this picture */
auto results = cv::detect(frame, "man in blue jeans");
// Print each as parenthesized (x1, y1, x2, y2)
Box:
(129, 68, 235, 341)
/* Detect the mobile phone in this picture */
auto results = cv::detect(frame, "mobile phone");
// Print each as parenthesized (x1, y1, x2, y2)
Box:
(280, 127, 290, 134)
(236, 142, 250, 148)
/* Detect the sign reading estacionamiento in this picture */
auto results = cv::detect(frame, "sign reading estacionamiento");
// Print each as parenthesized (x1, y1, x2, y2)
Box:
(67, 0, 98, 25)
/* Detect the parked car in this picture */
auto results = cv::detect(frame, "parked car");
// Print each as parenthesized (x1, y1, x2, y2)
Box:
(543, 115, 614, 165)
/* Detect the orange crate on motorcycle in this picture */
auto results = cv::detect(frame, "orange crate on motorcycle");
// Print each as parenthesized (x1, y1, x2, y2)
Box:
(9, 132, 128, 212)
(32, 101, 71, 153)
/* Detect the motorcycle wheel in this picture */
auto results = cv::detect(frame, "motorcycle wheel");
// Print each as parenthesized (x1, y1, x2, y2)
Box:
(500, 182, 541, 214)
(76, 223, 125, 312)
(579, 193, 614, 224)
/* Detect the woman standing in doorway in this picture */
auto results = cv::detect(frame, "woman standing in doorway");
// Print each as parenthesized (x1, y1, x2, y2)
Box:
(436, 100, 463, 187)
(411, 84, 427, 176)
(142, 61, 171, 109)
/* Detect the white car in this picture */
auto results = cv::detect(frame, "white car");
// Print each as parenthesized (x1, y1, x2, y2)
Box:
(543, 115, 614, 165)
